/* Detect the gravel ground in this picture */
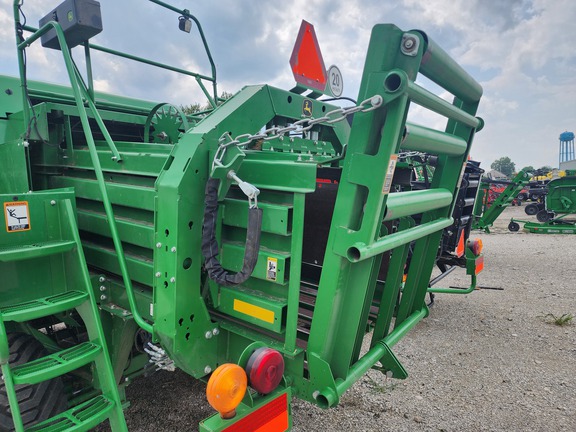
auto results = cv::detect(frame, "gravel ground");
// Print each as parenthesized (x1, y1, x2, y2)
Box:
(106, 205, 576, 431)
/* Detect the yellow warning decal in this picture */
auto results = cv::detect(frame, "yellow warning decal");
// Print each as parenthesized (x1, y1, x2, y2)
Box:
(233, 299, 275, 324)
(4, 201, 31, 232)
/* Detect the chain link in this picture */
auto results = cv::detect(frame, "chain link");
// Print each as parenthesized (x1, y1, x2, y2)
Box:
(212, 95, 383, 169)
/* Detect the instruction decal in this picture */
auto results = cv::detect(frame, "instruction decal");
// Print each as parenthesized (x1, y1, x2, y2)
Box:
(4, 201, 31, 232)
(383, 154, 398, 194)
(266, 257, 278, 281)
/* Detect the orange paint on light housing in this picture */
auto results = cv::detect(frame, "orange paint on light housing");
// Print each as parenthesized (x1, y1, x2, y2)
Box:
(206, 364, 247, 419)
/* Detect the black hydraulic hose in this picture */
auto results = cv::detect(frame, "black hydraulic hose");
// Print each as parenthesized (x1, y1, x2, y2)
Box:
(202, 178, 263, 286)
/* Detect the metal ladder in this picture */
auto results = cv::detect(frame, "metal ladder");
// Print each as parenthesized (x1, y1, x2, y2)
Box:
(0, 190, 127, 431)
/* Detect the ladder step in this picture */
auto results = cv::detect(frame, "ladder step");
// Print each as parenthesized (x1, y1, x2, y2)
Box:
(12, 342, 102, 385)
(0, 291, 88, 323)
(0, 240, 77, 262)
(25, 395, 115, 432)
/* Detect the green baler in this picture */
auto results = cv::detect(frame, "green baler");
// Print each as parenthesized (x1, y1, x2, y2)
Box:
(0, 1, 485, 430)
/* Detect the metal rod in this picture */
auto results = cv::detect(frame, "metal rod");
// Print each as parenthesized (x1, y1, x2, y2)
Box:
(148, 0, 219, 103)
(347, 218, 453, 262)
(428, 265, 457, 286)
(406, 81, 480, 128)
(84, 43, 94, 100)
(384, 188, 453, 221)
(402, 122, 467, 156)
(318, 307, 427, 407)
(416, 31, 483, 104)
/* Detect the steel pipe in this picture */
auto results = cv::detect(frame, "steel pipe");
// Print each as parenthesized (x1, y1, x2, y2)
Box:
(402, 122, 467, 156)
(384, 189, 453, 221)
(347, 217, 453, 262)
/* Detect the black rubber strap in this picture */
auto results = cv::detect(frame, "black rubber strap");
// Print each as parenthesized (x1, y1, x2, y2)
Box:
(202, 178, 263, 286)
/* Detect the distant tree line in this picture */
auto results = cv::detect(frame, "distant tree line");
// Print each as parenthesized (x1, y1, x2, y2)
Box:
(491, 156, 553, 178)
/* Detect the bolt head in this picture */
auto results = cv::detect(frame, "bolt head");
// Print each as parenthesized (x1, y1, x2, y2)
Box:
(155, 272, 161, 278)
(170, 277, 176, 283)
(212, 328, 219, 336)
(205, 331, 213, 339)
(171, 247, 177, 253)
(204, 366, 212, 374)
(99, 285, 106, 291)
(99, 276, 106, 283)
(156, 242, 162, 248)
(50, 200, 56, 206)
(100, 295, 107, 301)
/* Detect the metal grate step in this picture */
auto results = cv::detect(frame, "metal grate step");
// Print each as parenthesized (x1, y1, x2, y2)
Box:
(0, 291, 88, 323)
(12, 342, 102, 385)
(25, 395, 115, 432)
(0, 240, 76, 262)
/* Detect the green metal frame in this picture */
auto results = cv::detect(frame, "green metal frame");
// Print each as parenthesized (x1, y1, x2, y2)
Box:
(473, 170, 530, 232)
(2, 3, 486, 430)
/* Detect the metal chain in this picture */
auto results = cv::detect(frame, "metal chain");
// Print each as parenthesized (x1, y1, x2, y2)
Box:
(212, 95, 383, 169)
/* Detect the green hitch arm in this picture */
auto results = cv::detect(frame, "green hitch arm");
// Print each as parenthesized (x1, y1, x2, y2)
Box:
(317, 307, 428, 408)
(428, 273, 478, 294)
(15, 20, 152, 334)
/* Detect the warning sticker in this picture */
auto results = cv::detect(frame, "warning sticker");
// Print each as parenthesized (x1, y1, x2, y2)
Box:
(266, 257, 278, 281)
(382, 154, 398, 194)
(4, 201, 31, 232)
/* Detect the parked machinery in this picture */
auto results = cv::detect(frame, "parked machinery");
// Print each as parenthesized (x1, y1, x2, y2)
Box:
(509, 170, 576, 233)
(0, 1, 485, 430)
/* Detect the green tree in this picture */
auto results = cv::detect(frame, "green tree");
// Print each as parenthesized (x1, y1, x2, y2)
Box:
(491, 156, 516, 177)
(520, 165, 535, 174)
(181, 91, 234, 115)
(537, 165, 553, 175)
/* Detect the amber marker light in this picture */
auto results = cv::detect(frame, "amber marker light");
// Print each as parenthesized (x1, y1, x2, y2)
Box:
(206, 364, 247, 419)
(469, 238, 483, 256)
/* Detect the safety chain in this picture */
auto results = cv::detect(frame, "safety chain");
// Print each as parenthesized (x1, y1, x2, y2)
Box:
(212, 95, 383, 169)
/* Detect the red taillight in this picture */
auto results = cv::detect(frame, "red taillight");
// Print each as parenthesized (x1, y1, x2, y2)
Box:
(246, 347, 285, 395)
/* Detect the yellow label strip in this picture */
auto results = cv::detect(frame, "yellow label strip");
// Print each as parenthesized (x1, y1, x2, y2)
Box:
(233, 299, 275, 324)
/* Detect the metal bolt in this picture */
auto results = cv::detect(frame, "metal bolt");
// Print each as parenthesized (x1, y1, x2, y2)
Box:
(99, 285, 106, 291)
(205, 331, 213, 339)
(170, 277, 176, 283)
(156, 242, 162, 248)
(122, 310, 129, 316)
(100, 295, 107, 301)
(50, 200, 56, 206)
(23, 140, 29, 148)
(99, 276, 106, 283)
(155, 272, 161, 278)
(212, 328, 219, 336)
(111, 156, 118, 161)
(204, 366, 212, 374)
(312, 390, 320, 399)
(403, 38, 414, 49)
(171, 247, 176, 253)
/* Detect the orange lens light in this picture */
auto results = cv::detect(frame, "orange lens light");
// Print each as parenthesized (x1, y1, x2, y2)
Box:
(206, 364, 247, 419)
(469, 238, 483, 256)
(246, 347, 285, 395)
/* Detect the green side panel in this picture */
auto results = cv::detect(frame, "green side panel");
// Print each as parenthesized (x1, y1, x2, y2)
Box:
(49, 176, 156, 211)
(223, 199, 292, 236)
(0, 139, 29, 194)
(218, 286, 286, 333)
(220, 243, 290, 285)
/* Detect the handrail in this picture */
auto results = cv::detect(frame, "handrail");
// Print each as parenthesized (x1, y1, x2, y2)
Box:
(14, 16, 153, 333)
(17, 0, 219, 108)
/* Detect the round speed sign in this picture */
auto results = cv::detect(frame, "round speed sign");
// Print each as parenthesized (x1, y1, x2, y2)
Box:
(327, 65, 343, 97)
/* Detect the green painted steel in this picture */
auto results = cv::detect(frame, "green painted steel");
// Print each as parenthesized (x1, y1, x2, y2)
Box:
(0, 190, 127, 431)
(1, 2, 486, 429)
(473, 170, 530, 232)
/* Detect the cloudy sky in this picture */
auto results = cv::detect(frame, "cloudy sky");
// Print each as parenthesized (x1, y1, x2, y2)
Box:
(1, 0, 575, 171)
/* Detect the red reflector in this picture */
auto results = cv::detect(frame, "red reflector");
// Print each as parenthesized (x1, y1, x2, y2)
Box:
(289, 21, 327, 91)
(246, 347, 285, 395)
(475, 256, 484, 275)
(456, 230, 465, 258)
(223, 392, 289, 432)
